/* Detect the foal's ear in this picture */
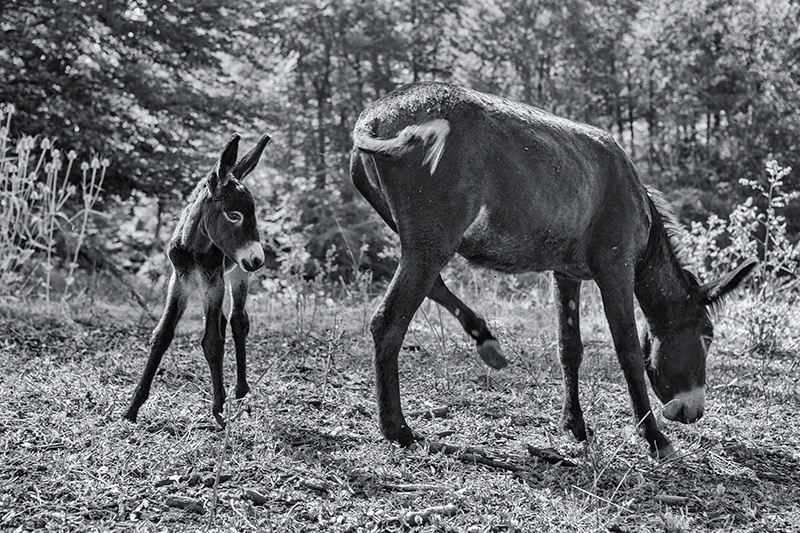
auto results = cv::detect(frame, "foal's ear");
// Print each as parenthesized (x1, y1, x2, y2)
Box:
(210, 133, 241, 190)
(698, 257, 758, 306)
(232, 133, 271, 180)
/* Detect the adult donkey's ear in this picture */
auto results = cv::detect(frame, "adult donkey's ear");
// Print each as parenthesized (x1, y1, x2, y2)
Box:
(232, 133, 271, 180)
(210, 133, 241, 190)
(698, 257, 758, 306)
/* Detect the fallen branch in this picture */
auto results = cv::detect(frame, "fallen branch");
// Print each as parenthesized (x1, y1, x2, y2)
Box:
(401, 503, 458, 526)
(165, 495, 205, 514)
(424, 441, 527, 473)
(654, 494, 691, 506)
(525, 444, 577, 467)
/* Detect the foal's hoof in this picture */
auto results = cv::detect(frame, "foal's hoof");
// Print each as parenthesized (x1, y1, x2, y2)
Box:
(560, 414, 591, 442)
(476, 339, 509, 369)
(234, 383, 250, 400)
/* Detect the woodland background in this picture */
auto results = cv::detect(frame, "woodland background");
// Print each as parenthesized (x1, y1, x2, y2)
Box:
(2, 0, 800, 291)
(2, 2, 800, 531)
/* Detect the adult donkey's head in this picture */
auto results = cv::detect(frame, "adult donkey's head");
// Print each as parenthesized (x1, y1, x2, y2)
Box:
(197, 133, 270, 272)
(640, 252, 757, 425)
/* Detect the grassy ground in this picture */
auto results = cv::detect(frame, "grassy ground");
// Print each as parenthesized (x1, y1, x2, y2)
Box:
(1, 274, 798, 532)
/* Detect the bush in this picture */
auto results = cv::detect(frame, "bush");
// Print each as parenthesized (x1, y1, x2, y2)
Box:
(0, 104, 107, 301)
(683, 160, 799, 355)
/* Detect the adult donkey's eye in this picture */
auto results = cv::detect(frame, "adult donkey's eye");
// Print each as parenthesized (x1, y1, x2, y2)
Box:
(224, 211, 243, 224)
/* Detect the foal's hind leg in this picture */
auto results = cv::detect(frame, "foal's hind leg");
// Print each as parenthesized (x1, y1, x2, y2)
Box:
(227, 266, 251, 400)
(427, 275, 508, 369)
(371, 253, 451, 446)
(124, 270, 191, 422)
(199, 269, 228, 428)
(553, 274, 588, 441)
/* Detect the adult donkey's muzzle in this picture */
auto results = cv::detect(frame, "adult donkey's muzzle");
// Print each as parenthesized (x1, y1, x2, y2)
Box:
(662, 388, 705, 424)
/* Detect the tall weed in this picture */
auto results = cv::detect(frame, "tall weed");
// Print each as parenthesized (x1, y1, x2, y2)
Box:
(0, 104, 107, 301)
(684, 160, 799, 356)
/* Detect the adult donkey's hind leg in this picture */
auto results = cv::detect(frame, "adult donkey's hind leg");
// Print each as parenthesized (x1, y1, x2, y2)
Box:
(554, 274, 588, 441)
(371, 253, 451, 446)
(124, 269, 191, 422)
(427, 275, 508, 369)
(227, 266, 251, 400)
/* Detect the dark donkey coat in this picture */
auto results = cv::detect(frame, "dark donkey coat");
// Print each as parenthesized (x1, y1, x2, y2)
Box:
(351, 82, 755, 458)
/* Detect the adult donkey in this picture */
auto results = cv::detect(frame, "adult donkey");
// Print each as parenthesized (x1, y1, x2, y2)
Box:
(350, 82, 756, 458)
(124, 133, 270, 428)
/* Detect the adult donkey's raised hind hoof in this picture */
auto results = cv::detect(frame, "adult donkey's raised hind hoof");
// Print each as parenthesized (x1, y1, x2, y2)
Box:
(124, 132, 271, 428)
(476, 339, 508, 369)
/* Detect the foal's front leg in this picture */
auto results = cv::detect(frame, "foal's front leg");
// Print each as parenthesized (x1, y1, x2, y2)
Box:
(227, 266, 251, 400)
(554, 274, 588, 441)
(199, 268, 228, 428)
(594, 270, 675, 459)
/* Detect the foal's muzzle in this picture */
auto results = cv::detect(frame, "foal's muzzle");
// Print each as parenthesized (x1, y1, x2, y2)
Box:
(237, 242, 266, 272)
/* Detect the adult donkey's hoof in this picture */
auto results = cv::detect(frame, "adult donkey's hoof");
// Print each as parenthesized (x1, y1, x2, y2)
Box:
(651, 441, 678, 460)
(477, 339, 508, 369)
(382, 421, 419, 447)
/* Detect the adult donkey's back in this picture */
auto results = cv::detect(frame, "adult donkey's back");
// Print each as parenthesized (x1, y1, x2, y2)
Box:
(351, 82, 755, 458)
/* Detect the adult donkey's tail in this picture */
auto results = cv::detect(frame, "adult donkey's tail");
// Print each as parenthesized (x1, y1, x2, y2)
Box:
(353, 119, 450, 175)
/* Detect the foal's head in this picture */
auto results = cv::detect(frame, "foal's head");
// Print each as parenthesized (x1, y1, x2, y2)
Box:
(641, 259, 757, 424)
(204, 133, 271, 272)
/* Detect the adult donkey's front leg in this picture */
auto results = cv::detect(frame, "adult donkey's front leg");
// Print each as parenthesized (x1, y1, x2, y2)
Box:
(124, 268, 191, 422)
(227, 266, 251, 400)
(595, 269, 675, 459)
(200, 268, 228, 428)
(554, 274, 589, 441)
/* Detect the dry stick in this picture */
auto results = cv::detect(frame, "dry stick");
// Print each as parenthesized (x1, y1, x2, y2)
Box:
(401, 503, 458, 526)
(205, 358, 279, 530)
(424, 441, 527, 472)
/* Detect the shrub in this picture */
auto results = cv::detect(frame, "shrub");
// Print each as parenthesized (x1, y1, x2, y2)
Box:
(683, 160, 799, 356)
(0, 104, 107, 301)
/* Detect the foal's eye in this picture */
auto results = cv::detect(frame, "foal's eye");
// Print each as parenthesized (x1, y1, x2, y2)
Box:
(224, 211, 243, 224)
(701, 335, 713, 351)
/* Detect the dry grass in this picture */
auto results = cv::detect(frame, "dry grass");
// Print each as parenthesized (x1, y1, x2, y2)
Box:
(1, 277, 799, 532)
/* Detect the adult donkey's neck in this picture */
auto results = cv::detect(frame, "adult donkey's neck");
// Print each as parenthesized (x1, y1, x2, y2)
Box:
(633, 194, 700, 335)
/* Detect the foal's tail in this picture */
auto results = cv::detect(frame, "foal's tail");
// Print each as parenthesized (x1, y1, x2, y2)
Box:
(352, 119, 450, 175)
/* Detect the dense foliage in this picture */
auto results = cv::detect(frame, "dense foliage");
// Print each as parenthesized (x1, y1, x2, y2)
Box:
(2, 0, 799, 283)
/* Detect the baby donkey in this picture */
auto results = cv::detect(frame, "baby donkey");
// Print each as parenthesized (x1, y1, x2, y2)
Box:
(124, 133, 271, 427)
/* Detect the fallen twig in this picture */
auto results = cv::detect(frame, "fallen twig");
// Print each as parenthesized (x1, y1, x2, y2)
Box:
(408, 406, 450, 420)
(384, 483, 449, 492)
(242, 488, 268, 506)
(424, 441, 527, 472)
(525, 444, 577, 467)
(654, 494, 691, 506)
(401, 503, 458, 526)
(165, 495, 205, 514)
